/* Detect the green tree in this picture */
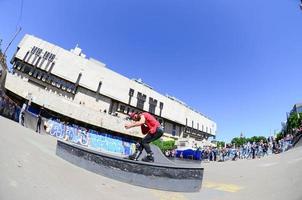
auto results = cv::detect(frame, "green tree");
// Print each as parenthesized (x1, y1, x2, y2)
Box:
(287, 112, 301, 131)
(231, 137, 247, 147)
(275, 132, 283, 141)
(216, 141, 225, 148)
(247, 136, 266, 143)
(152, 139, 175, 152)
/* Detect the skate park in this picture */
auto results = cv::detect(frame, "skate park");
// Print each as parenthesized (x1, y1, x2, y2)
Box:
(0, 116, 302, 200)
(1, 1, 302, 199)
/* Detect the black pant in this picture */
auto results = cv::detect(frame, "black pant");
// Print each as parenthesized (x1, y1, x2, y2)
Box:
(140, 127, 163, 154)
(36, 122, 41, 133)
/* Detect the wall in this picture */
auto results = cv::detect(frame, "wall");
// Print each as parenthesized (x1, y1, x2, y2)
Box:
(45, 119, 135, 155)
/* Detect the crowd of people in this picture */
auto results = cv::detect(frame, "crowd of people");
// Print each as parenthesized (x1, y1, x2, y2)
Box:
(0, 89, 21, 122)
(162, 131, 300, 162)
(201, 134, 295, 162)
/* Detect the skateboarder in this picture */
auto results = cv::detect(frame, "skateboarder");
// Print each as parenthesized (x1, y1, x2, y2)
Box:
(125, 112, 163, 162)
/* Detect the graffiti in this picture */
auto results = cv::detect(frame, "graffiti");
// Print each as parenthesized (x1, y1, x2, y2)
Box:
(49, 120, 65, 139)
(46, 119, 134, 155)
(65, 125, 88, 146)
(88, 130, 133, 155)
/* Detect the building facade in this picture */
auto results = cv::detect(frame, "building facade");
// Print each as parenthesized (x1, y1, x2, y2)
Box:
(6, 34, 216, 140)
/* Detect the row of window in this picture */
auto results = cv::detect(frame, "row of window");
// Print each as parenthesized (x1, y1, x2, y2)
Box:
(128, 88, 212, 134)
(128, 88, 164, 115)
(14, 61, 77, 94)
(31, 46, 56, 62)
(185, 118, 212, 133)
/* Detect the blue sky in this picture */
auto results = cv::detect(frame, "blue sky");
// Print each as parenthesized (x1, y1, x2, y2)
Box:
(1, 0, 302, 142)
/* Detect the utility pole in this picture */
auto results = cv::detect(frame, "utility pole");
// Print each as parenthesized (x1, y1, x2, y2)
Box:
(3, 27, 22, 56)
(0, 27, 22, 69)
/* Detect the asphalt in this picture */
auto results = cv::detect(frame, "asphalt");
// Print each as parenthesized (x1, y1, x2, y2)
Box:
(0, 116, 302, 200)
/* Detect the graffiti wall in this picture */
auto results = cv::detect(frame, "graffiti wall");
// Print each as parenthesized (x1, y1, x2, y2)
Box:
(45, 119, 135, 156)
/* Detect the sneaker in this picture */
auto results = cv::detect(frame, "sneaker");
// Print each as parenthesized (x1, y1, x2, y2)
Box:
(141, 155, 154, 162)
(128, 153, 137, 160)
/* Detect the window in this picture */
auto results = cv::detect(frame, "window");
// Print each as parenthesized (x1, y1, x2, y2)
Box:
(149, 104, 156, 114)
(43, 51, 50, 60)
(172, 124, 176, 136)
(129, 88, 134, 96)
(30, 46, 42, 56)
(197, 123, 199, 130)
(186, 118, 188, 126)
(36, 48, 42, 56)
(49, 54, 56, 62)
(137, 92, 146, 110)
(149, 97, 157, 114)
(119, 104, 126, 113)
(31, 46, 38, 54)
(192, 120, 194, 128)
(159, 102, 164, 116)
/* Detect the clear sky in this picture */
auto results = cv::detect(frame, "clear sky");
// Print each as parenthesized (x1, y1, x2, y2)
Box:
(1, 0, 302, 142)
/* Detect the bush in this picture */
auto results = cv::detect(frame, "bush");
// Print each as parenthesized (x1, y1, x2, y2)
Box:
(152, 139, 175, 152)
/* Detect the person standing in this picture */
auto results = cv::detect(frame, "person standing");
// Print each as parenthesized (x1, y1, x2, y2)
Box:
(36, 113, 42, 133)
(125, 112, 163, 162)
(19, 103, 27, 126)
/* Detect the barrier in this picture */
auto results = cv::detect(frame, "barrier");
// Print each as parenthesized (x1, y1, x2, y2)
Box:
(45, 119, 135, 156)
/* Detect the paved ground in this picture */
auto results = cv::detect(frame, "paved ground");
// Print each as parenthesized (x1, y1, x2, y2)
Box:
(0, 116, 301, 200)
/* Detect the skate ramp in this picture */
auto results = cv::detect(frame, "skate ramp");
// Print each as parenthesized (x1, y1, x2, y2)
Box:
(56, 140, 204, 192)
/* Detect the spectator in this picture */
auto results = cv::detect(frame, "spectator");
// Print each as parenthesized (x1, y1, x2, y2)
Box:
(19, 103, 27, 125)
(36, 113, 42, 133)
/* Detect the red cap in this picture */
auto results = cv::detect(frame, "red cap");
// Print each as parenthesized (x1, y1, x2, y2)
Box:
(129, 112, 137, 120)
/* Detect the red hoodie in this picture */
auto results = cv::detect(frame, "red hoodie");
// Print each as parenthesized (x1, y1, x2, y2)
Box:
(140, 112, 160, 135)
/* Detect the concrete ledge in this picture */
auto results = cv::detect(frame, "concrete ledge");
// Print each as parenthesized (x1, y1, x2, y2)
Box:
(56, 140, 204, 192)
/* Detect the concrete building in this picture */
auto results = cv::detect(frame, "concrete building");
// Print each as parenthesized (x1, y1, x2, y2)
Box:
(5, 34, 216, 141)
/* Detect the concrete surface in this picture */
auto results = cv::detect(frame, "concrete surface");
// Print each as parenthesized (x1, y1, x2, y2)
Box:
(0, 116, 302, 200)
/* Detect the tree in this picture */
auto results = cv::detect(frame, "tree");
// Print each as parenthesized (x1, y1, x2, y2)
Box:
(287, 112, 301, 132)
(231, 137, 247, 147)
(152, 139, 175, 152)
(216, 141, 225, 148)
(275, 132, 283, 141)
(231, 136, 267, 147)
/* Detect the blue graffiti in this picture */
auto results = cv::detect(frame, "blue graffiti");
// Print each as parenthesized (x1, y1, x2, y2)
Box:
(47, 119, 134, 155)
(49, 120, 65, 139)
